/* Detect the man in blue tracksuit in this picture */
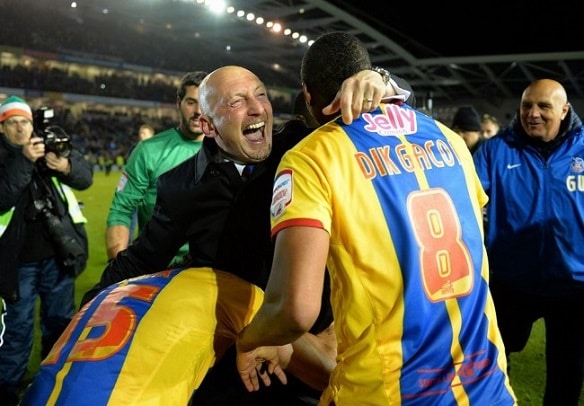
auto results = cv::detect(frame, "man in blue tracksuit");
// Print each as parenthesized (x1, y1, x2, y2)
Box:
(473, 79, 584, 405)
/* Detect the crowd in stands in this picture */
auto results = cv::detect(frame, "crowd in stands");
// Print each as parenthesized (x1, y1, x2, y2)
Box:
(0, 62, 292, 114)
(44, 107, 175, 173)
(0, 1, 206, 77)
(0, 64, 180, 105)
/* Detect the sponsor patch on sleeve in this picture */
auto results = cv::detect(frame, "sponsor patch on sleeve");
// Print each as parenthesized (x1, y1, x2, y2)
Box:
(270, 169, 293, 220)
(116, 172, 129, 192)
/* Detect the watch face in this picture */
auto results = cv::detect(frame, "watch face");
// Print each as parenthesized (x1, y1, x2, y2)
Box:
(373, 67, 390, 85)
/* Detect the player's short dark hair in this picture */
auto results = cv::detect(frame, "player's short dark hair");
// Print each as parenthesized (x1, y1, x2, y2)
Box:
(177, 71, 208, 101)
(301, 32, 371, 105)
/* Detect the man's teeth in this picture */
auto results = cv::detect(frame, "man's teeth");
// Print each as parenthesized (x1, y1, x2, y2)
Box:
(246, 122, 264, 131)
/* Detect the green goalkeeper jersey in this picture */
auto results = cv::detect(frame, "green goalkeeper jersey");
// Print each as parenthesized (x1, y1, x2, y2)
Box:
(107, 127, 202, 266)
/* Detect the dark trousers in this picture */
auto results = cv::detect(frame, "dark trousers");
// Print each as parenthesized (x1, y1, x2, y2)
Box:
(0, 258, 75, 401)
(489, 280, 584, 406)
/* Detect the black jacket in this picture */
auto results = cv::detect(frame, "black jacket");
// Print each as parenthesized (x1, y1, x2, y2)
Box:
(99, 134, 277, 286)
(0, 136, 93, 301)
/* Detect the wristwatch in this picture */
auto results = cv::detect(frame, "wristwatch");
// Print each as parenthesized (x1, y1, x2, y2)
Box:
(371, 66, 391, 85)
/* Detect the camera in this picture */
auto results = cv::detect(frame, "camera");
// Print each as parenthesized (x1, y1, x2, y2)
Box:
(33, 197, 86, 273)
(33, 107, 72, 158)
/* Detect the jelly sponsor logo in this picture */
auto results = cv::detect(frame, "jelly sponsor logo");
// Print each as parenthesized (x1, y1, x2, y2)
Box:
(362, 103, 417, 136)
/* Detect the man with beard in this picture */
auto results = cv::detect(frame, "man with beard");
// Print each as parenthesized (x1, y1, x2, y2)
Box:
(105, 71, 207, 267)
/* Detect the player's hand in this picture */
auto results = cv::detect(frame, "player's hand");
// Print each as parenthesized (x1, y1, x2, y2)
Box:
(322, 69, 387, 125)
(236, 343, 288, 392)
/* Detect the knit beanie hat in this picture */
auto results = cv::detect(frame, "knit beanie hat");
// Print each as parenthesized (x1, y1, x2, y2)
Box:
(0, 96, 33, 122)
(451, 106, 481, 132)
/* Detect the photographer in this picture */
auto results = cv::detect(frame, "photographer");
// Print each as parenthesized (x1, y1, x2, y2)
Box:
(0, 96, 92, 405)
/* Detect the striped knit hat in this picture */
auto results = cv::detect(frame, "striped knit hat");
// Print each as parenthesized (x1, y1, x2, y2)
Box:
(0, 95, 32, 122)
